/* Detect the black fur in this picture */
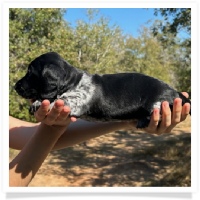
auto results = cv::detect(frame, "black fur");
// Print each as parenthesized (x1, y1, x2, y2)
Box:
(15, 52, 191, 128)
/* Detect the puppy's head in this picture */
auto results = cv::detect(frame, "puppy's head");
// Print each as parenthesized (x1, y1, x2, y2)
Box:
(14, 52, 72, 102)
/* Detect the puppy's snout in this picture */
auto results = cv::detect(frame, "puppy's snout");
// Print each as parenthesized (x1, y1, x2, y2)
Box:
(14, 81, 21, 91)
(14, 81, 21, 89)
(14, 82, 23, 94)
(15, 80, 24, 90)
(14, 78, 38, 99)
(14, 80, 26, 95)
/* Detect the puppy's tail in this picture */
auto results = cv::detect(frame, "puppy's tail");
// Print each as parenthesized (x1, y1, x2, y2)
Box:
(178, 92, 191, 115)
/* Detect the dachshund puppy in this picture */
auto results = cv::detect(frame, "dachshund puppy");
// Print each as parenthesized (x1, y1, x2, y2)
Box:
(15, 52, 191, 128)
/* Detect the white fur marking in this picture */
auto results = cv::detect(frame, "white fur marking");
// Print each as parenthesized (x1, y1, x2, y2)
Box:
(58, 73, 96, 117)
(153, 101, 161, 109)
(152, 101, 162, 122)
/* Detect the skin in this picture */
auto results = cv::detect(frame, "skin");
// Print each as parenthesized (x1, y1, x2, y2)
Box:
(9, 101, 71, 186)
(9, 93, 190, 186)
(145, 92, 190, 134)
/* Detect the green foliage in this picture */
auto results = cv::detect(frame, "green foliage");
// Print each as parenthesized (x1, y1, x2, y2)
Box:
(9, 8, 191, 121)
(121, 27, 173, 84)
(72, 9, 126, 74)
(154, 8, 191, 35)
(152, 8, 191, 96)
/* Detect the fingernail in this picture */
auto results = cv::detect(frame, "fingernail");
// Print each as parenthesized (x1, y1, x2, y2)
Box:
(64, 106, 70, 112)
(175, 98, 181, 104)
(154, 109, 159, 114)
(164, 102, 169, 107)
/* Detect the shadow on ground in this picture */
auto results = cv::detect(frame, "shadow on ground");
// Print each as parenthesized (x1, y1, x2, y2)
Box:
(31, 125, 190, 187)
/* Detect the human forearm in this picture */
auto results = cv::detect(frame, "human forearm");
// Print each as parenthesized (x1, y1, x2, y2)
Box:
(53, 120, 136, 150)
(9, 116, 135, 151)
(9, 116, 39, 150)
(9, 123, 66, 186)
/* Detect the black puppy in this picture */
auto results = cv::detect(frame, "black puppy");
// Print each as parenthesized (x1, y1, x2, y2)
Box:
(15, 52, 191, 128)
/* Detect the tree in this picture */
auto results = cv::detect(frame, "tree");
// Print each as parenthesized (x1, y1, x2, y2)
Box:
(154, 8, 191, 36)
(9, 8, 74, 121)
(72, 9, 125, 74)
(120, 27, 173, 85)
(152, 8, 191, 96)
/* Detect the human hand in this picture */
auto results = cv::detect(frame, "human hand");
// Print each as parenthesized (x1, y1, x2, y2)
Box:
(145, 92, 190, 134)
(34, 99, 76, 127)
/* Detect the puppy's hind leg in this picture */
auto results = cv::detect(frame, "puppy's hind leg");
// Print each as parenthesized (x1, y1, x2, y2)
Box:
(136, 101, 162, 129)
(136, 117, 151, 128)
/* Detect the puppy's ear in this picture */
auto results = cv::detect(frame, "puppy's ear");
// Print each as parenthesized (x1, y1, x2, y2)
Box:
(40, 64, 64, 99)
(42, 64, 62, 81)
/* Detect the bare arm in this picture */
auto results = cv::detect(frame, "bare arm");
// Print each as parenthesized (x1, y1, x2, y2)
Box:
(9, 116, 39, 150)
(9, 100, 71, 186)
(9, 116, 133, 151)
(53, 119, 134, 150)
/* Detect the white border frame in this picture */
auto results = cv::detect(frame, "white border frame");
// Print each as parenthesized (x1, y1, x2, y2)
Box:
(1, 0, 199, 196)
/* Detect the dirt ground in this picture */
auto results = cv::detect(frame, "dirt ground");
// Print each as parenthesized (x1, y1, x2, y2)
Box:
(10, 116, 191, 187)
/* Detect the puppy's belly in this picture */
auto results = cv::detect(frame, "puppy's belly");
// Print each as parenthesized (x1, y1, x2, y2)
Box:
(74, 100, 161, 129)
(74, 100, 162, 122)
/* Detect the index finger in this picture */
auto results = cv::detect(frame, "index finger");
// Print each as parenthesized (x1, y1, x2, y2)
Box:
(34, 100, 50, 121)
(41, 100, 66, 126)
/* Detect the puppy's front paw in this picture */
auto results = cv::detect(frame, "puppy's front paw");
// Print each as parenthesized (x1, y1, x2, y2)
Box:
(29, 100, 42, 115)
(57, 94, 69, 105)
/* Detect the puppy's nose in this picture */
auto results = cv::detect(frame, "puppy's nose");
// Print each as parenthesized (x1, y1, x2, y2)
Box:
(14, 81, 24, 94)
(14, 81, 21, 90)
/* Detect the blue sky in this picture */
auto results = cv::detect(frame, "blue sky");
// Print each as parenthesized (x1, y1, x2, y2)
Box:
(64, 8, 160, 38)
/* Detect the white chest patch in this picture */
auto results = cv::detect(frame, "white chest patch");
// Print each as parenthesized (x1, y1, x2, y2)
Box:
(58, 73, 96, 117)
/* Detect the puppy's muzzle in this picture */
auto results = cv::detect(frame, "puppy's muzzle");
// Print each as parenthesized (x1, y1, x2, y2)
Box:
(14, 81, 38, 99)
(14, 81, 26, 95)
